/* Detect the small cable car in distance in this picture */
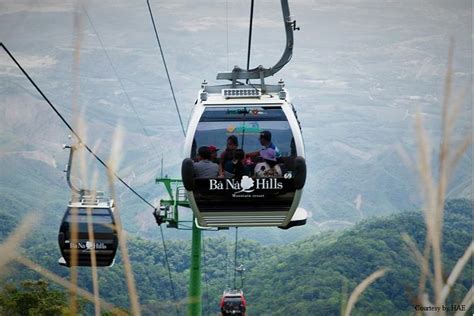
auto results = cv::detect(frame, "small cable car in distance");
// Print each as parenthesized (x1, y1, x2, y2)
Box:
(220, 289, 247, 316)
(182, 0, 306, 228)
(58, 192, 118, 267)
(57, 142, 118, 267)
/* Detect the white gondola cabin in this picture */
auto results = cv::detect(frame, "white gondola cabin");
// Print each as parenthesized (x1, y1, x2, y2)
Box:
(182, 82, 306, 228)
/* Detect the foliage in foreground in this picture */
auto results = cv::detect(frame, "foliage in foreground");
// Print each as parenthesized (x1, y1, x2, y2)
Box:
(0, 279, 79, 315)
(0, 199, 471, 315)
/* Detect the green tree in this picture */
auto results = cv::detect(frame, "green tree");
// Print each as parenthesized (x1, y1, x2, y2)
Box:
(0, 279, 80, 315)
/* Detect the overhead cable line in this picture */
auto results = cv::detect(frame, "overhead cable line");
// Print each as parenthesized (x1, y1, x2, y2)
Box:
(245, 0, 255, 84)
(159, 226, 180, 316)
(146, 0, 186, 137)
(226, 0, 229, 69)
(0, 42, 157, 211)
(81, 5, 162, 159)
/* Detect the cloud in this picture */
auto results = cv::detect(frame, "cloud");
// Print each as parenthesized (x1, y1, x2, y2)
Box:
(0, 54, 57, 73)
(173, 16, 280, 33)
(0, 1, 73, 15)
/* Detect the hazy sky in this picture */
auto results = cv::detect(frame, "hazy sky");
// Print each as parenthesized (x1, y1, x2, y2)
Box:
(0, 0, 471, 237)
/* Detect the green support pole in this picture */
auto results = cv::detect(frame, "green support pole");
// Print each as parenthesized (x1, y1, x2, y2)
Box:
(155, 178, 201, 315)
(188, 218, 202, 316)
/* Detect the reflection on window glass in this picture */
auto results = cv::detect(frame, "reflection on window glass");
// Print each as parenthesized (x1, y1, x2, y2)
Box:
(192, 106, 296, 178)
(192, 107, 294, 158)
(194, 106, 294, 155)
(65, 208, 114, 235)
(66, 215, 113, 224)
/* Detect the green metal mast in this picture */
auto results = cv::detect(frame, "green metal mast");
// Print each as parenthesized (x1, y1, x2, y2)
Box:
(155, 177, 202, 316)
(188, 220, 202, 315)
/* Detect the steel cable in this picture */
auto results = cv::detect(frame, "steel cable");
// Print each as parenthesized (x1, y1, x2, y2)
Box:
(146, 0, 186, 137)
(0, 42, 157, 210)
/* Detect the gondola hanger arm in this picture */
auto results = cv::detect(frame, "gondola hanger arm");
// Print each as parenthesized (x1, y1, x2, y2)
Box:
(63, 138, 82, 195)
(216, 0, 299, 81)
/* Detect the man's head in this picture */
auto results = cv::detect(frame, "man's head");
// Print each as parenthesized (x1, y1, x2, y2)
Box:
(227, 135, 238, 150)
(259, 130, 272, 146)
(208, 145, 219, 161)
(197, 146, 211, 161)
(233, 149, 245, 161)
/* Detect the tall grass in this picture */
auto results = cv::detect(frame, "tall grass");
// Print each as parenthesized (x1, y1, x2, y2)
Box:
(0, 2, 143, 314)
(0, 214, 38, 270)
(343, 43, 472, 315)
(0, 212, 124, 314)
(68, 4, 83, 315)
(107, 124, 142, 316)
(343, 269, 388, 316)
(68, 2, 142, 314)
(0, 92, 141, 315)
(87, 172, 101, 316)
(0, 4, 471, 315)
(15, 255, 119, 312)
(411, 42, 472, 314)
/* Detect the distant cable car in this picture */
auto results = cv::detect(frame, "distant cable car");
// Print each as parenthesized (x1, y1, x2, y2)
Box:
(220, 289, 247, 316)
(181, 0, 306, 228)
(58, 192, 118, 267)
(57, 142, 118, 267)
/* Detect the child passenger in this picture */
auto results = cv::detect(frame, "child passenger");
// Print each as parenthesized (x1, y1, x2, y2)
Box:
(224, 149, 250, 180)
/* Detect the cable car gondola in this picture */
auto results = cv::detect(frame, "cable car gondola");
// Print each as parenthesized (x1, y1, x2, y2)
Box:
(182, 83, 306, 228)
(220, 289, 247, 316)
(58, 192, 118, 267)
(57, 143, 118, 267)
(181, 0, 306, 228)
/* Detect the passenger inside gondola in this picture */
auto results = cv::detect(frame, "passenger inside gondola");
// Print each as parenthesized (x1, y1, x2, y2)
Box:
(209, 145, 219, 163)
(259, 130, 281, 158)
(246, 130, 281, 160)
(254, 148, 282, 177)
(192, 106, 298, 179)
(194, 146, 219, 178)
(224, 149, 250, 180)
(219, 135, 238, 177)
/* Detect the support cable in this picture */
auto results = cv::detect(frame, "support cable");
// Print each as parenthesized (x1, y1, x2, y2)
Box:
(146, 0, 186, 137)
(226, 0, 229, 70)
(245, 0, 255, 84)
(160, 226, 180, 316)
(0, 42, 157, 210)
(82, 5, 162, 159)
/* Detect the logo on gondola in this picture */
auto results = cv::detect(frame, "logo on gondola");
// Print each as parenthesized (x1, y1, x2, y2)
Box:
(68, 241, 107, 250)
(236, 176, 255, 193)
(209, 176, 283, 194)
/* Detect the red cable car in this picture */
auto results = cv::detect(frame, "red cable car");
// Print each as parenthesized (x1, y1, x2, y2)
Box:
(220, 289, 247, 316)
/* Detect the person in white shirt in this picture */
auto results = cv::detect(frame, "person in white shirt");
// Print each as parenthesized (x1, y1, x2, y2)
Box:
(254, 148, 282, 178)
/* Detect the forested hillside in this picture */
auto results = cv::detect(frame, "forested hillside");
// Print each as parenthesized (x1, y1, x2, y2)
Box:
(0, 199, 471, 315)
(245, 199, 472, 315)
